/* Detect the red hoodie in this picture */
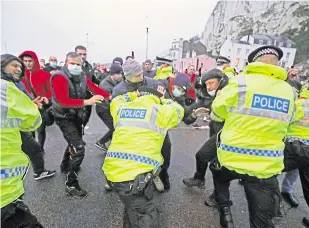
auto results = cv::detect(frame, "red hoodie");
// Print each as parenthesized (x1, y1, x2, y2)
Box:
(19, 51, 52, 99)
(187, 73, 197, 100)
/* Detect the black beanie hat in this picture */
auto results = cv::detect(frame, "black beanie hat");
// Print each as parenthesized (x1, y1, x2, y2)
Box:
(201, 69, 225, 85)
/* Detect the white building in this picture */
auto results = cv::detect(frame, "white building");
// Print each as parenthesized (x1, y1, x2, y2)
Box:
(158, 38, 184, 61)
(220, 34, 297, 70)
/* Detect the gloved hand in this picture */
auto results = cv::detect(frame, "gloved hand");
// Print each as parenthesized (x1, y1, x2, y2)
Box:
(191, 107, 210, 118)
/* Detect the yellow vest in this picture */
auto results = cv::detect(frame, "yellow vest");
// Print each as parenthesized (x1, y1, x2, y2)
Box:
(1, 79, 42, 208)
(103, 92, 184, 182)
(286, 89, 309, 145)
(154, 66, 174, 80)
(211, 62, 295, 179)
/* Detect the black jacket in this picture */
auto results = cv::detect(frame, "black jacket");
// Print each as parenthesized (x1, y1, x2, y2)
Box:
(96, 76, 118, 112)
(82, 61, 100, 85)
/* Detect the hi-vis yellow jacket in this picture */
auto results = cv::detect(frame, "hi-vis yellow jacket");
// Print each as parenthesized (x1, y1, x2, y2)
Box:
(154, 66, 174, 80)
(1, 79, 42, 208)
(103, 92, 184, 182)
(211, 62, 295, 179)
(286, 89, 309, 145)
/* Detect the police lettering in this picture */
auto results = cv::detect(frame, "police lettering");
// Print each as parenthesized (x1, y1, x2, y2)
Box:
(252, 94, 290, 114)
(120, 108, 147, 119)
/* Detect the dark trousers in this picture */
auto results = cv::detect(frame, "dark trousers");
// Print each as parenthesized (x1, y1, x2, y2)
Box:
(195, 135, 217, 180)
(83, 105, 92, 127)
(32, 113, 46, 150)
(55, 118, 85, 186)
(283, 141, 309, 206)
(96, 106, 114, 144)
(1, 200, 43, 228)
(212, 167, 280, 228)
(110, 179, 159, 228)
(21, 132, 45, 174)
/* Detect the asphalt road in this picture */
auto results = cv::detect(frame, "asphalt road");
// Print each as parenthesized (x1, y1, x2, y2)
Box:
(23, 113, 308, 228)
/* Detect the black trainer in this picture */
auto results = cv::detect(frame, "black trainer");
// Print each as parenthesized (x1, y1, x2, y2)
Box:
(95, 141, 108, 151)
(66, 184, 88, 197)
(183, 176, 205, 189)
(34, 170, 56, 180)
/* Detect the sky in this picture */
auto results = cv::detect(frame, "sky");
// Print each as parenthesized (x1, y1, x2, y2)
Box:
(1, 0, 218, 63)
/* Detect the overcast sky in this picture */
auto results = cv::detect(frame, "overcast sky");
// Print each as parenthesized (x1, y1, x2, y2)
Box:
(1, 0, 218, 63)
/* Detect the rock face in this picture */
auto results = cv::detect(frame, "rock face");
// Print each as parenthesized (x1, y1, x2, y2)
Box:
(202, 0, 309, 64)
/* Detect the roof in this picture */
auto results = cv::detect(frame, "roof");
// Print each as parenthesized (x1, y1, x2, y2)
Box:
(252, 34, 295, 44)
(231, 40, 250, 45)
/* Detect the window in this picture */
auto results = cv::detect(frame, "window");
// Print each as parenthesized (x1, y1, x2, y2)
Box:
(281, 61, 286, 68)
(173, 52, 176, 58)
(286, 52, 290, 60)
(246, 49, 250, 55)
(287, 43, 292, 48)
(267, 41, 272, 45)
(279, 42, 283, 47)
(173, 45, 176, 49)
(259, 40, 263, 45)
(237, 48, 241, 55)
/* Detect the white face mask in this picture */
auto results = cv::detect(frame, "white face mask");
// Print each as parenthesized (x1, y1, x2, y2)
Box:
(207, 90, 216, 97)
(67, 64, 82, 76)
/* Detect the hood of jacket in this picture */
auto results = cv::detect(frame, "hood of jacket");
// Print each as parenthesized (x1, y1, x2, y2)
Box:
(1, 54, 25, 82)
(244, 62, 288, 81)
(19, 50, 40, 73)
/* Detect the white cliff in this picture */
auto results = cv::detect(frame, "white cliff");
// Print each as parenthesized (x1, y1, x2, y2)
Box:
(202, 0, 309, 64)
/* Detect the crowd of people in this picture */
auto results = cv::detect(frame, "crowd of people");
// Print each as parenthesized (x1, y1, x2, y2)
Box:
(1, 43, 309, 228)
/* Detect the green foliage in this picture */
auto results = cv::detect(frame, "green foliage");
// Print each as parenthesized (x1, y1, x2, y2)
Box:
(290, 5, 309, 64)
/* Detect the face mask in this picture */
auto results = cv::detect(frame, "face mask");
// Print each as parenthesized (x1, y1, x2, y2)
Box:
(172, 88, 182, 97)
(67, 64, 82, 76)
(50, 62, 57, 68)
(207, 90, 216, 97)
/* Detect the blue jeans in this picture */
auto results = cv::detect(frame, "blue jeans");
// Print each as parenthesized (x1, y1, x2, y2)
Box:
(282, 169, 299, 194)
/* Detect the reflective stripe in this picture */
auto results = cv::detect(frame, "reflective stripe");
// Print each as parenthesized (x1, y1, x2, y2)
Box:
(229, 75, 292, 122)
(106, 152, 161, 168)
(302, 99, 309, 115)
(0, 166, 28, 179)
(123, 93, 131, 102)
(1, 118, 22, 128)
(286, 137, 309, 145)
(229, 107, 291, 122)
(1, 80, 8, 120)
(236, 75, 247, 107)
(115, 106, 167, 135)
(294, 99, 309, 127)
(220, 144, 284, 158)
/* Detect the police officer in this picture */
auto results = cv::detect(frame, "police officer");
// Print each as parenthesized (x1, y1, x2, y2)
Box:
(103, 86, 184, 227)
(51, 52, 110, 197)
(154, 56, 174, 80)
(282, 79, 309, 228)
(216, 56, 235, 78)
(206, 45, 295, 228)
(112, 59, 172, 191)
(1, 54, 43, 227)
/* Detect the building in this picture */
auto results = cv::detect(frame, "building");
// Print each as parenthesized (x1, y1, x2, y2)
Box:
(220, 34, 297, 70)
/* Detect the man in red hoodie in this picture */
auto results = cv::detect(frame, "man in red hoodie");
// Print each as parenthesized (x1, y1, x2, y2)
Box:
(51, 52, 110, 197)
(186, 65, 197, 103)
(19, 51, 52, 152)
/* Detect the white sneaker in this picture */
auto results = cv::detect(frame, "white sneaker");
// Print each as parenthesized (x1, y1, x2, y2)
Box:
(153, 176, 164, 192)
(203, 117, 207, 122)
(84, 125, 90, 130)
